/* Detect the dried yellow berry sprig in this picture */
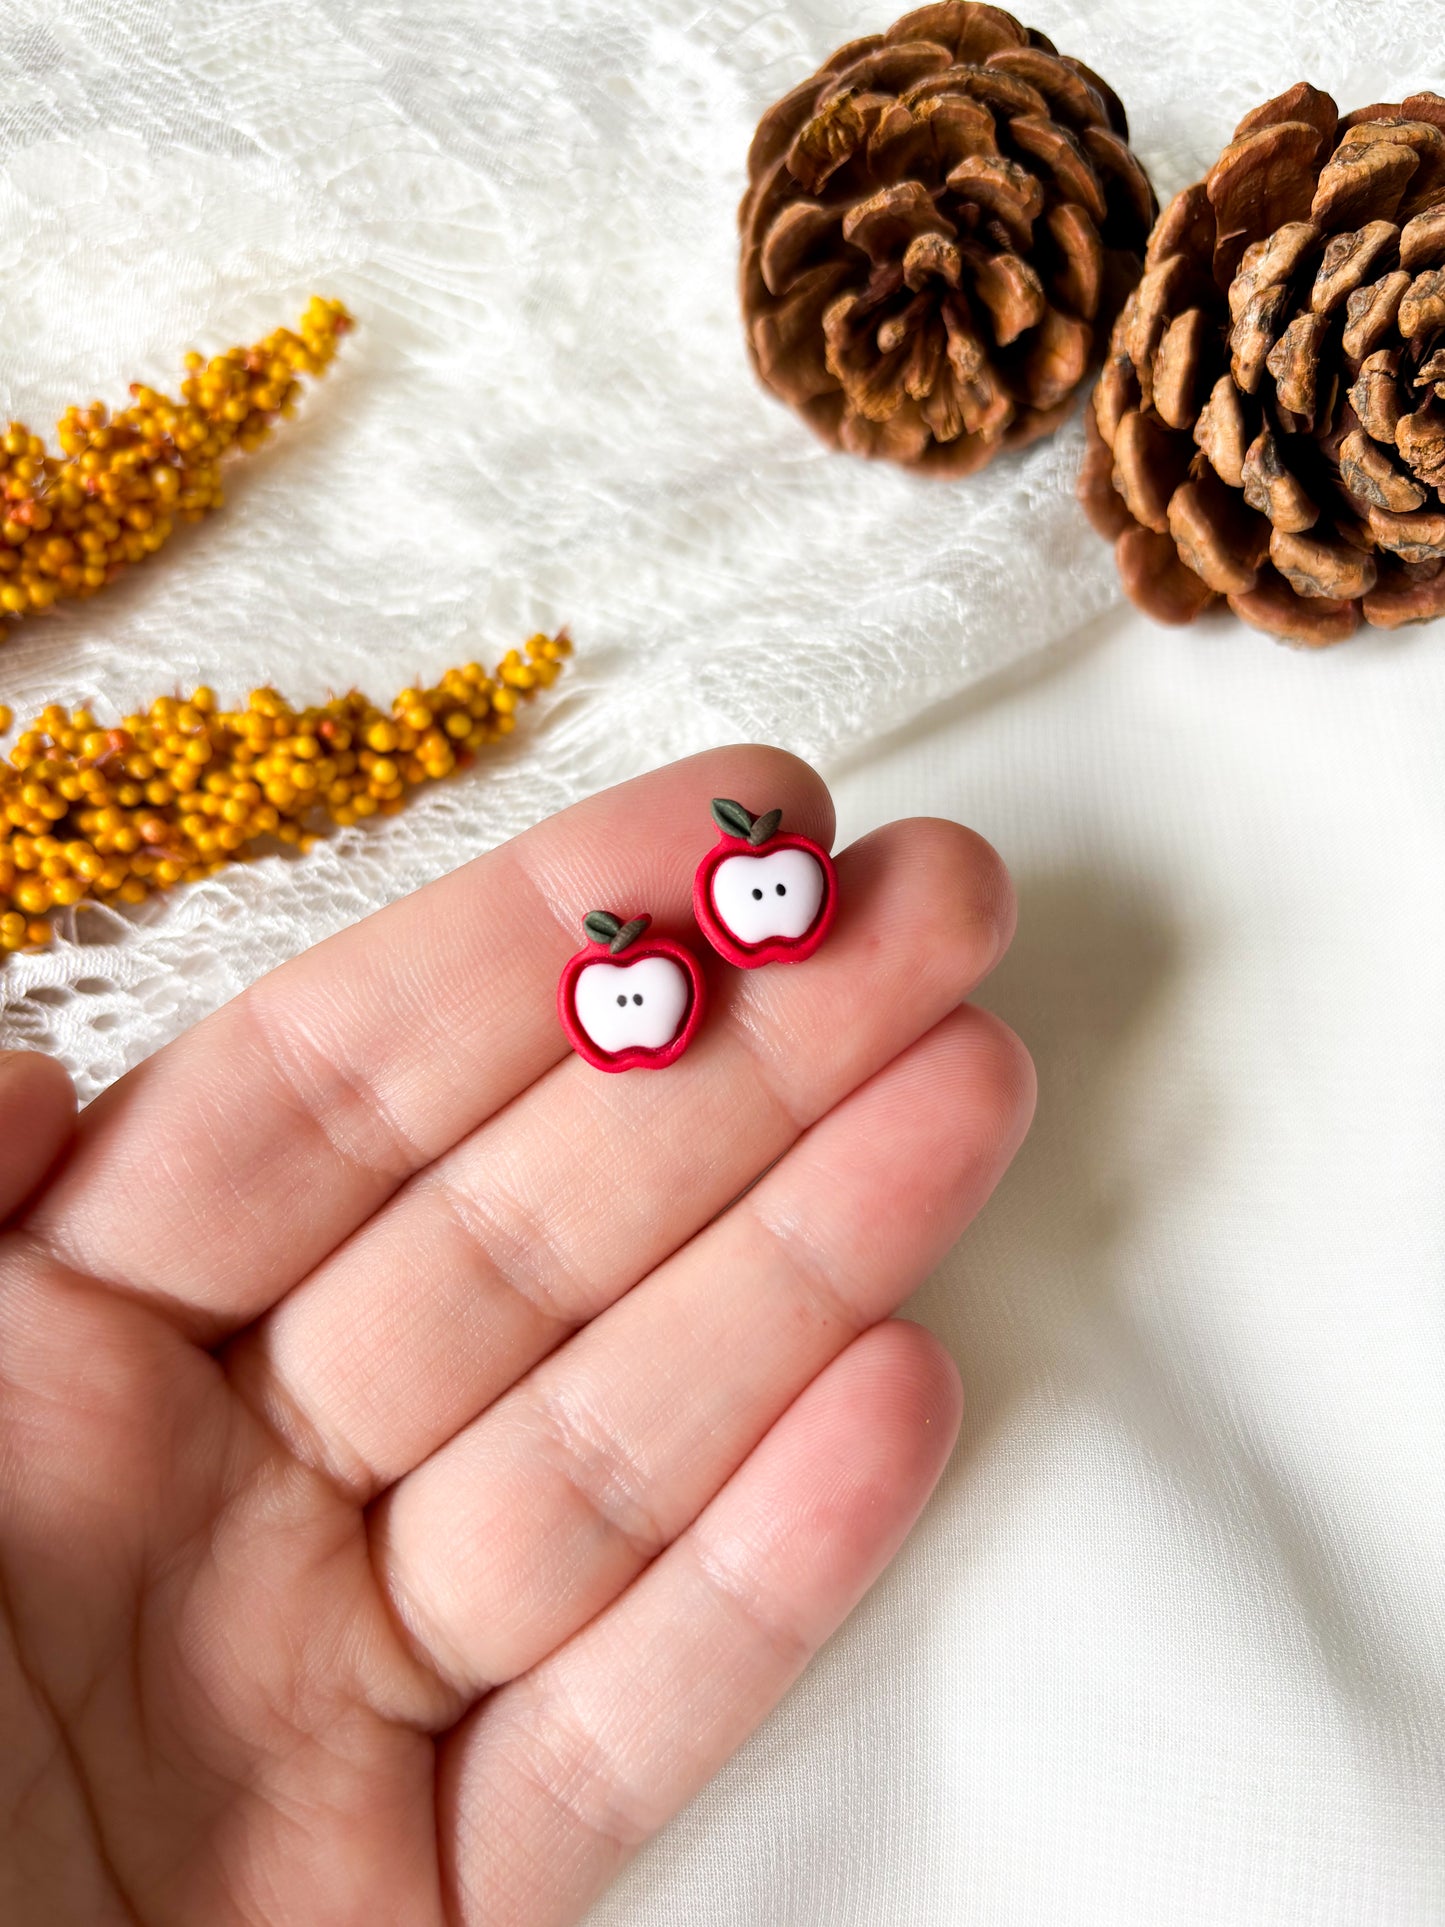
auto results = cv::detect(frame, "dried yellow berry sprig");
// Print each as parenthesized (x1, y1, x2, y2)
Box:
(0, 631, 570, 953)
(0, 296, 352, 627)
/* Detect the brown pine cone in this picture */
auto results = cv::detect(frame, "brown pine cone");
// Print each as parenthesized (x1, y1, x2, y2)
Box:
(739, 4, 1156, 476)
(1081, 82, 1445, 645)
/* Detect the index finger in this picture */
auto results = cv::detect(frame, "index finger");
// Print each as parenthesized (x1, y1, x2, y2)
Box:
(23, 746, 833, 1339)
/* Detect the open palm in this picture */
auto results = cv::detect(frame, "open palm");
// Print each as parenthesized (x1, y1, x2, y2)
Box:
(0, 747, 1031, 1926)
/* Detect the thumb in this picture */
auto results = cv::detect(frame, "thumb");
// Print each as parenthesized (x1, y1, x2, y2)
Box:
(0, 1051, 77, 1223)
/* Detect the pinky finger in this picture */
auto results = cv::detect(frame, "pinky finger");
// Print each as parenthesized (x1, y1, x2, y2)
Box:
(438, 1319, 962, 1927)
(0, 1053, 75, 1225)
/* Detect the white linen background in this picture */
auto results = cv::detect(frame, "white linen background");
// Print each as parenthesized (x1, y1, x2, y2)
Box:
(2, 0, 1444, 1920)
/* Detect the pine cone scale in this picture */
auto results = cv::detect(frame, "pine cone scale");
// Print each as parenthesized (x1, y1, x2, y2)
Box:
(830, 43, 957, 96)
(1402, 206, 1445, 268)
(1019, 306, 1091, 406)
(901, 66, 1040, 117)
(1083, 127, 1157, 239)
(1312, 140, 1419, 228)
(1119, 525, 1216, 621)
(1340, 427, 1424, 510)
(759, 202, 841, 296)
(1311, 220, 1397, 313)
(1193, 373, 1249, 484)
(1046, 201, 1105, 314)
(741, 2, 1154, 474)
(986, 48, 1110, 129)
(1231, 576, 1360, 645)
(893, 3, 1028, 63)
(1152, 307, 1212, 428)
(1010, 116, 1108, 221)
(1236, 81, 1338, 146)
(752, 261, 854, 403)
(1209, 124, 1327, 283)
(1400, 267, 1445, 338)
(1271, 527, 1377, 599)
(747, 79, 829, 182)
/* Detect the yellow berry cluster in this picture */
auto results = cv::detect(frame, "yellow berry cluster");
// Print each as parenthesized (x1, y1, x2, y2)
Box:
(0, 633, 570, 952)
(0, 297, 351, 625)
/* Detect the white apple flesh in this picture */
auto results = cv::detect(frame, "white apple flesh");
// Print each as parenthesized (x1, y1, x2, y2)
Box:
(711, 847, 825, 944)
(573, 954, 691, 1054)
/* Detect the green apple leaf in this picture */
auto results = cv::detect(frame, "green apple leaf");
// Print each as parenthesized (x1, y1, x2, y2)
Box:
(610, 916, 651, 954)
(711, 798, 756, 840)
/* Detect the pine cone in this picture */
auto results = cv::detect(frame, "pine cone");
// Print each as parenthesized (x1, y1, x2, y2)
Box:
(1081, 83, 1445, 645)
(739, 4, 1156, 475)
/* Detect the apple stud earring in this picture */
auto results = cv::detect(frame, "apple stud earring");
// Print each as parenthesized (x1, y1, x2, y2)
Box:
(693, 798, 838, 968)
(559, 912, 707, 1072)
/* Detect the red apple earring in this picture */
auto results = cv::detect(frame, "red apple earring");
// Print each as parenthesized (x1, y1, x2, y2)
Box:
(558, 912, 707, 1071)
(693, 798, 838, 968)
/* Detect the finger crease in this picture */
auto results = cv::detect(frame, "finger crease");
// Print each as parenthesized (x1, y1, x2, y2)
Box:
(502, 834, 616, 953)
(688, 1534, 814, 1673)
(746, 1194, 871, 1345)
(525, 1386, 669, 1569)
(225, 1342, 379, 1503)
(421, 1166, 588, 1331)
(501, 1672, 657, 1855)
(240, 985, 431, 1196)
(720, 1004, 816, 1140)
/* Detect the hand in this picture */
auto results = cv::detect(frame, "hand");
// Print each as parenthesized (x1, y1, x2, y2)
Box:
(0, 747, 1032, 1926)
